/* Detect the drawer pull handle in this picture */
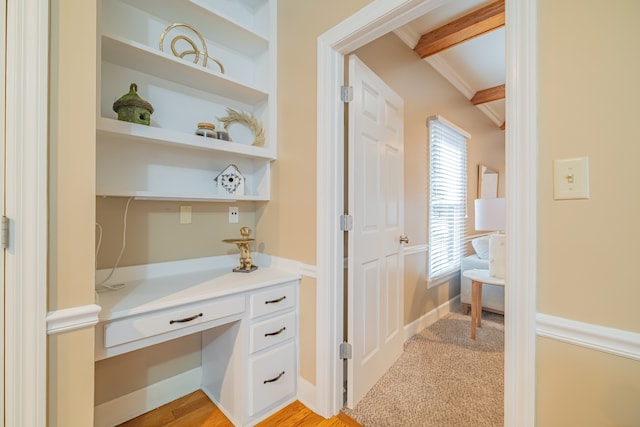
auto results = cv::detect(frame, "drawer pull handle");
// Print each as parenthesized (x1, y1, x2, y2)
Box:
(263, 371, 285, 384)
(169, 313, 203, 324)
(265, 296, 286, 304)
(264, 327, 286, 337)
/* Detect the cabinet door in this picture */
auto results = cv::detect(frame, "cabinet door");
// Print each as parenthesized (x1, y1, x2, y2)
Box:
(248, 341, 295, 416)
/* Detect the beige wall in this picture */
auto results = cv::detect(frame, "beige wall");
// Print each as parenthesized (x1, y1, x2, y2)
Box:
(258, 0, 372, 265)
(48, 0, 97, 425)
(352, 33, 505, 325)
(264, 0, 373, 385)
(96, 198, 258, 268)
(537, 338, 640, 426)
(94, 334, 201, 405)
(537, 0, 640, 424)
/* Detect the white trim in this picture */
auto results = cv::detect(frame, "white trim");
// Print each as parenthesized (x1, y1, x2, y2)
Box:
(46, 304, 102, 335)
(4, 0, 49, 425)
(403, 243, 428, 256)
(426, 56, 475, 99)
(426, 269, 459, 290)
(504, 0, 537, 425)
(403, 295, 460, 340)
(94, 367, 201, 427)
(426, 114, 471, 139)
(536, 314, 640, 361)
(318, 0, 537, 424)
(300, 264, 317, 279)
(427, 57, 503, 127)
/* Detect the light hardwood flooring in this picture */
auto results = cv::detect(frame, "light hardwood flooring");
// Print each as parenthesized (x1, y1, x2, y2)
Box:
(117, 390, 361, 427)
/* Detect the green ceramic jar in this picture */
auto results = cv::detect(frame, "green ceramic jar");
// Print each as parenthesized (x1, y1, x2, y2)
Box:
(112, 83, 154, 126)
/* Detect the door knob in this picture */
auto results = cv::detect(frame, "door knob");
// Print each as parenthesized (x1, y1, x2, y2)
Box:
(399, 235, 409, 244)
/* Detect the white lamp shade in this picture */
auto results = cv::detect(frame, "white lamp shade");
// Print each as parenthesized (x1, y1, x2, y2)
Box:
(474, 198, 506, 231)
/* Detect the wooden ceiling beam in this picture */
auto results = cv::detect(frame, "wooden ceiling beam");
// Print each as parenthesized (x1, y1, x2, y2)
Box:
(413, 0, 505, 58)
(471, 84, 505, 105)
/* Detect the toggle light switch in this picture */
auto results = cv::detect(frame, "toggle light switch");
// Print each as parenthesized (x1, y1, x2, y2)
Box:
(553, 157, 589, 200)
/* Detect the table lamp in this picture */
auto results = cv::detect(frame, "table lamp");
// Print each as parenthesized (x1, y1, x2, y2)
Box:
(474, 198, 506, 278)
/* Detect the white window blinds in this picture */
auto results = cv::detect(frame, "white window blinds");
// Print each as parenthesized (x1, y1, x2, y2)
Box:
(428, 116, 469, 285)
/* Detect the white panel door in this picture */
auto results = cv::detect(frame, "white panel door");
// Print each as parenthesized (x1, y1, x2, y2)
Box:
(347, 55, 405, 408)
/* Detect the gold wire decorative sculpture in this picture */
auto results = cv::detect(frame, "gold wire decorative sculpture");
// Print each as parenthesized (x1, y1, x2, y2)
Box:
(159, 22, 224, 74)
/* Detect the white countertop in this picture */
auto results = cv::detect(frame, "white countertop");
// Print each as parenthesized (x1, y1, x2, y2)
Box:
(95, 256, 301, 321)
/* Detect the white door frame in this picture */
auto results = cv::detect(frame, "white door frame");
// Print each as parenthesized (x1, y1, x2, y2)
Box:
(4, 0, 49, 425)
(316, 0, 538, 425)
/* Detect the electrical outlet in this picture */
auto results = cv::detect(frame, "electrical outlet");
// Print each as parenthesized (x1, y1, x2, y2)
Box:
(180, 205, 192, 224)
(229, 206, 239, 223)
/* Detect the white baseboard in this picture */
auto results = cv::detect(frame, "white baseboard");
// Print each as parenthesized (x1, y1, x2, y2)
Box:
(94, 367, 201, 427)
(297, 376, 318, 415)
(403, 295, 460, 341)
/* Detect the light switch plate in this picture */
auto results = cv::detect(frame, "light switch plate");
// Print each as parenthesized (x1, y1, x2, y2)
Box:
(553, 157, 589, 200)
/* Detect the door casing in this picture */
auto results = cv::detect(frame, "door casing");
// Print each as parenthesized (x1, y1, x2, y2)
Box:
(4, 0, 49, 425)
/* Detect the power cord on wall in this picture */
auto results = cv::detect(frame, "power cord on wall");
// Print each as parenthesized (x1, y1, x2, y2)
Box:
(95, 196, 134, 292)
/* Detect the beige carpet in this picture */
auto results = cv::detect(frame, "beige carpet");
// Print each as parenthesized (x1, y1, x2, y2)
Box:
(342, 309, 504, 427)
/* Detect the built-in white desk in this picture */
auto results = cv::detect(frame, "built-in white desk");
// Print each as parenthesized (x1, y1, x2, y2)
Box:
(94, 256, 300, 427)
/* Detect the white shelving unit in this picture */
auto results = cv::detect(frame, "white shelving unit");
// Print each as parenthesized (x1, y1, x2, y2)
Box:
(97, 0, 276, 201)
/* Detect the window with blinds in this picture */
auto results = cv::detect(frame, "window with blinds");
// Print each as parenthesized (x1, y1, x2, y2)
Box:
(427, 116, 469, 287)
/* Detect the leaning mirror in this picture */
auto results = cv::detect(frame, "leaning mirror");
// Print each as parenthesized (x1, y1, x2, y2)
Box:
(478, 164, 498, 199)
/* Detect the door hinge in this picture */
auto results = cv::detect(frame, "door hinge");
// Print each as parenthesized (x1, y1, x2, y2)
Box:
(340, 214, 353, 231)
(341, 86, 353, 103)
(340, 341, 352, 360)
(1, 216, 9, 249)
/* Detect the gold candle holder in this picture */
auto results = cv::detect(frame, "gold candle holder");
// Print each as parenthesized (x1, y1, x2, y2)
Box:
(223, 226, 258, 273)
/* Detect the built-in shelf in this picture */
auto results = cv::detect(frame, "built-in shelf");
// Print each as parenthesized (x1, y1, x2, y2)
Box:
(96, 190, 269, 202)
(97, 117, 275, 160)
(97, 0, 276, 203)
(102, 35, 269, 104)
(120, 0, 270, 56)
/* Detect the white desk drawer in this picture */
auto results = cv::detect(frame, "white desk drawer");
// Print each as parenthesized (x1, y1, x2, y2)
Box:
(250, 283, 295, 319)
(103, 296, 244, 348)
(250, 311, 296, 354)
(249, 341, 295, 416)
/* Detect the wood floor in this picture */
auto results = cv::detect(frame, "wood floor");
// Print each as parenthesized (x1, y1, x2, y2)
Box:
(117, 390, 362, 427)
